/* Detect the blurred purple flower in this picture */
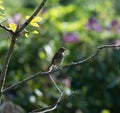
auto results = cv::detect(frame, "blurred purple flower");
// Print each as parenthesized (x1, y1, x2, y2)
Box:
(63, 78, 71, 87)
(41, 8, 47, 14)
(86, 18, 96, 30)
(94, 23, 102, 32)
(63, 33, 80, 43)
(110, 19, 120, 33)
(86, 17, 102, 32)
(14, 14, 21, 21)
(8, 13, 21, 25)
(111, 19, 118, 27)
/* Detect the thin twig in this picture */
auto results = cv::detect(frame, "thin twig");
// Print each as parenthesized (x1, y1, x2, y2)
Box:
(31, 105, 57, 113)
(16, 0, 48, 34)
(49, 74, 62, 94)
(64, 44, 120, 67)
(98, 44, 120, 49)
(30, 92, 64, 113)
(0, 23, 13, 34)
(2, 44, 120, 93)
(2, 71, 46, 93)
(30, 90, 80, 113)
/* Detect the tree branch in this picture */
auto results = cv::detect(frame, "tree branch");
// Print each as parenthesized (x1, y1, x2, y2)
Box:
(29, 44, 120, 113)
(0, 23, 13, 34)
(30, 91, 80, 113)
(0, 36, 16, 93)
(2, 44, 120, 93)
(49, 74, 62, 94)
(0, 0, 48, 35)
(16, 0, 48, 34)
(64, 44, 120, 67)
(0, 0, 48, 95)
(2, 71, 49, 93)
(30, 92, 64, 113)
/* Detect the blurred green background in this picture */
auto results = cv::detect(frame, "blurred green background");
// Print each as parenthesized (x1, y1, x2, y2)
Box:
(0, 0, 120, 113)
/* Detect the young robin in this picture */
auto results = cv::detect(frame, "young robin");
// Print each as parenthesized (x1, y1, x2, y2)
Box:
(48, 47, 66, 71)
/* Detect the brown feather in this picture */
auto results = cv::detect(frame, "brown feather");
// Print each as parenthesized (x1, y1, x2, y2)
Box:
(48, 47, 66, 71)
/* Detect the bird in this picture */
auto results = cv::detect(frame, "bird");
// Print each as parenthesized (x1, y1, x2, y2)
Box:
(48, 47, 66, 71)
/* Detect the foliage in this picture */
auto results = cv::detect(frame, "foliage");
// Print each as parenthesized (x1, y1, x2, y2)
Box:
(0, 0, 120, 113)
(0, 0, 5, 19)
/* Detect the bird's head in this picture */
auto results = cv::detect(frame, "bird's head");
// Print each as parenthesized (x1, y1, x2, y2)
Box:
(58, 47, 66, 52)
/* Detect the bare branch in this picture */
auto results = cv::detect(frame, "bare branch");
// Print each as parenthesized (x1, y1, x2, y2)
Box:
(98, 44, 120, 49)
(0, 36, 16, 93)
(64, 44, 120, 68)
(49, 74, 62, 94)
(30, 91, 80, 113)
(30, 92, 63, 113)
(31, 73, 64, 113)
(2, 71, 48, 93)
(16, 0, 48, 34)
(2, 44, 120, 93)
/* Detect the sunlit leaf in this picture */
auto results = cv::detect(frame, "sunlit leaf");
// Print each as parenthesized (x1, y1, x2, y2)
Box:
(32, 30, 39, 34)
(105, 1, 112, 7)
(32, 17, 42, 23)
(30, 22, 39, 27)
(39, 51, 46, 59)
(26, 15, 42, 27)
(0, 15, 4, 19)
(25, 33, 30, 38)
(0, 1, 3, 4)
(101, 109, 110, 113)
(0, 0, 5, 19)
(0, 5, 4, 10)
(25, 15, 30, 20)
(9, 23, 17, 32)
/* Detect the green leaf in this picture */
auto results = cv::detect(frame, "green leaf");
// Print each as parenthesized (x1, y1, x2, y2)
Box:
(25, 33, 30, 38)
(32, 30, 39, 34)
(0, 0, 5, 19)
(0, 5, 4, 10)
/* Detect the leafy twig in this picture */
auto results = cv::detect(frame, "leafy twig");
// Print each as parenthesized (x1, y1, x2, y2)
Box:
(16, 0, 48, 34)
(0, 0, 48, 95)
